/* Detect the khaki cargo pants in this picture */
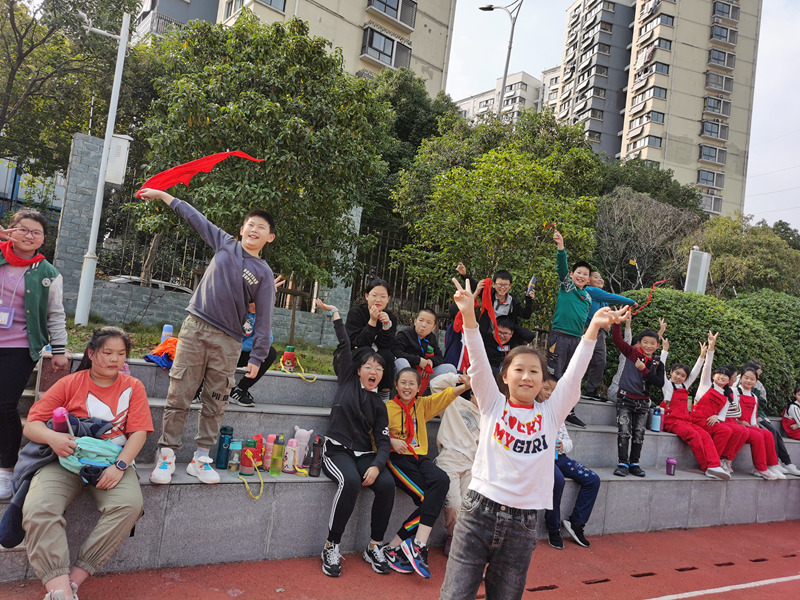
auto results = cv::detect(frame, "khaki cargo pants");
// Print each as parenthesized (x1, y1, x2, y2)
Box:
(158, 314, 242, 451)
(22, 462, 143, 584)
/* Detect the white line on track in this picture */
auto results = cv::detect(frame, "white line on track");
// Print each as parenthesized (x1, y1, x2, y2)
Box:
(643, 573, 800, 599)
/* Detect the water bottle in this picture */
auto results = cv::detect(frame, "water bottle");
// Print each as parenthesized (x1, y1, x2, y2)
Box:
(283, 439, 298, 474)
(269, 434, 285, 476)
(264, 434, 276, 466)
(666, 457, 677, 476)
(160, 324, 173, 344)
(228, 439, 242, 474)
(527, 275, 537, 295)
(240, 438, 257, 476)
(282, 347, 296, 372)
(650, 407, 662, 432)
(216, 426, 233, 469)
(52, 407, 69, 433)
(309, 435, 324, 477)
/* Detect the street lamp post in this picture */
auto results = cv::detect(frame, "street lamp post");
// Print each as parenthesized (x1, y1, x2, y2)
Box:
(73, 12, 131, 326)
(479, 1, 526, 117)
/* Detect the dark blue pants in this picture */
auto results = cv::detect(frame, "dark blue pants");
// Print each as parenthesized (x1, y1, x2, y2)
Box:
(544, 454, 601, 532)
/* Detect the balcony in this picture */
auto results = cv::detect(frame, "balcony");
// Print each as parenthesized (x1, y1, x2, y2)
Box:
(133, 11, 184, 42)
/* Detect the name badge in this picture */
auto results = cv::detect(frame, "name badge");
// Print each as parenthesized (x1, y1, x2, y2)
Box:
(0, 306, 14, 328)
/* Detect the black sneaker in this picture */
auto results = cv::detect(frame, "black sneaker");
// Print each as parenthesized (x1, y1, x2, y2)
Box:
(613, 464, 629, 477)
(401, 538, 430, 578)
(565, 410, 587, 429)
(363, 543, 391, 574)
(562, 519, 591, 548)
(629, 464, 646, 478)
(548, 531, 564, 549)
(383, 544, 413, 574)
(192, 382, 203, 404)
(582, 391, 610, 403)
(322, 542, 342, 577)
(230, 387, 255, 407)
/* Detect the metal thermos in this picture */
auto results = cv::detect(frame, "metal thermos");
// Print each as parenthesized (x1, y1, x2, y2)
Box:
(309, 435, 324, 477)
(216, 426, 233, 469)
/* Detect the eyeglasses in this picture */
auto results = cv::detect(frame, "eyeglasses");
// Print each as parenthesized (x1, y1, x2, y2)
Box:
(494, 283, 511, 289)
(497, 330, 513, 338)
(14, 226, 44, 239)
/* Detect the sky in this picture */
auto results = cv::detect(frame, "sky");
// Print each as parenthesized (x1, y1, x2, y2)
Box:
(445, 0, 800, 229)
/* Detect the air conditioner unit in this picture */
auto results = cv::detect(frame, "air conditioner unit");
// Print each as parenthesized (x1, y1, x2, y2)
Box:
(717, 94, 726, 98)
(713, 118, 721, 123)
(712, 17, 722, 25)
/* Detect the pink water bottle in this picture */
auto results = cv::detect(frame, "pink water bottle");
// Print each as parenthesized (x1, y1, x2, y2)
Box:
(52, 407, 69, 433)
(666, 457, 677, 476)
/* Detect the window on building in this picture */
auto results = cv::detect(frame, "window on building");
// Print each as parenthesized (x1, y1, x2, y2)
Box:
(655, 38, 673, 50)
(699, 145, 727, 165)
(708, 48, 736, 69)
(261, 0, 286, 11)
(590, 108, 604, 120)
(705, 72, 734, 93)
(627, 135, 663, 152)
(503, 96, 525, 106)
(697, 169, 725, 189)
(603, 1, 615, 11)
(367, 0, 418, 29)
(361, 28, 411, 68)
(587, 87, 606, 99)
(711, 25, 738, 45)
(505, 82, 528, 92)
(641, 14, 675, 36)
(704, 96, 732, 116)
(713, 1, 740, 22)
(701, 120, 730, 141)
(632, 86, 667, 105)
(587, 131, 602, 142)
(225, 0, 245, 19)
(598, 43, 611, 54)
(550, 76, 559, 85)
(479, 98, 495, 107)
(548, 90, 558, 100)
(701, 194, 723, 214)
(629, 110, 665, 128)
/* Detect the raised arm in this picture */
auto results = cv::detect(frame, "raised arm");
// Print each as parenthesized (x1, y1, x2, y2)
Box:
(584, 287, 636, 306)
(684, 341, 708, 389)
(316, 299, 351, 375)
(696, 331, 718, 398)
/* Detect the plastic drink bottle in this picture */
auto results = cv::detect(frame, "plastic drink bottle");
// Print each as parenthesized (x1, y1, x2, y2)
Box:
(270, 434, 285, 476)
(228, 439, 242, 473)
(651, 407, 662, 432)
(240, 438, 257, 476)
(527, 275, 538, 295)
(264, 434, 276, 465)
(309, 435, 323, 477)
(283, 439, 298, 474)
(160, 324, 173, 343)
(666, 457, 677, 476)
(282, 347, 296, 372)
(52, 407, 69, 433)
(216, 426, 233, 469)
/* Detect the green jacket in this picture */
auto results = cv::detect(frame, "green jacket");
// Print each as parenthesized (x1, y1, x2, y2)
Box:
(0, 255, 67, 361)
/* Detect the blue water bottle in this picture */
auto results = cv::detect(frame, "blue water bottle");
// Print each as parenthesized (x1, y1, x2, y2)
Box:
(161, 324, 173, 343)
(650, 407, 662, 432)
(216, 426, 233, 469)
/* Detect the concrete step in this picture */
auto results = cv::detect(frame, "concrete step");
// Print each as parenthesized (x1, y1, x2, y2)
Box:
(3, 466, 798, 583)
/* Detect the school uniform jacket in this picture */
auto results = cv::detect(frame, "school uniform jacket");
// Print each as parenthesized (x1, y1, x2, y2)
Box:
(392, 326, 446, 368)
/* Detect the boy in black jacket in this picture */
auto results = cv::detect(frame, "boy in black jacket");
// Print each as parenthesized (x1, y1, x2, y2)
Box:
(393, 308, 457, 392)
(315, 298, 394, 578)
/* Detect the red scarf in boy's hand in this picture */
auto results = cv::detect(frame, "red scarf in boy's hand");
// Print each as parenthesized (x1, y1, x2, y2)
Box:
(0, 240, 44, 267)
(390, 396, 419, 458)
(138, 151, 265, 192)
(478, 277, 504, 346)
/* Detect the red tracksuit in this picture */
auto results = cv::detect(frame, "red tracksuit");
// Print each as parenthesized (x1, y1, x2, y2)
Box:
(661, 384, 722, 471)
(737, 388, 778, 471)
(783, 401, 800, 440)
(690, 385, 748, 461)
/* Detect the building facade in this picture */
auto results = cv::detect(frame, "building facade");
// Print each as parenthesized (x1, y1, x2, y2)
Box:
(217, 1, 457, 98)
(133, 0, 219, 43)
(456, 71, 543, 122)
(540, 65, 561, 113)
(549, 0, 762, 216)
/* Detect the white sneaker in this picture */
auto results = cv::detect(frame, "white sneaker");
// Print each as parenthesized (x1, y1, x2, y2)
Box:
(781, 462, 800, 477)
(705, 467, 731, 481)
(149, 448, 176, 485)
(774, 463, 789, 474)
(0, 471, 13, 500)
(753, 469, 778, 481)
(186, 454, 220, 484)
(720, 459, 733, 474)
(767, 465, 787, 479)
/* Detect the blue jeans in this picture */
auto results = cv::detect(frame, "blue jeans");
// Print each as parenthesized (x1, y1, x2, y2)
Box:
(544, 455, 601, 532)
(440, 491, 538, 600)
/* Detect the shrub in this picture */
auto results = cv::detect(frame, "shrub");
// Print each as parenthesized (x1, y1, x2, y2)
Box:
(604, 288, 793, 414)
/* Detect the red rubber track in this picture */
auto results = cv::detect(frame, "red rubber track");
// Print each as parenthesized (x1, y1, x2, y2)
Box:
(2, 521, 799, 599)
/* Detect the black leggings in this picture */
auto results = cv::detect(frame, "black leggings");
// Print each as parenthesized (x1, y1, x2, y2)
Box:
(387, 454, 449, 541)
(322, 440, 395, 545)
(234, 347, 278, 391)
(0, 348, 36, 469)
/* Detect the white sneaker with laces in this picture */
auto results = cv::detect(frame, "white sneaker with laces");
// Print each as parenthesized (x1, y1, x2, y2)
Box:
(149, 448, 176, 485)
(186, 454, 220, 484)
(781, 462, 800, 477)
(705, 467, 731, 481)
(720, 458, 733, 474)
(753, 469, 778, 481)
(767, 465, 787, 479)
(0, 471, 13, 500)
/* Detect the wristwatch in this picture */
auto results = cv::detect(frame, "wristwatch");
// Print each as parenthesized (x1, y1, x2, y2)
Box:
(114, 460, 129, 471)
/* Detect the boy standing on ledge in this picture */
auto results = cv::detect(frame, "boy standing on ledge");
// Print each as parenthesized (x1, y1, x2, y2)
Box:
(136, 188, 276, 484)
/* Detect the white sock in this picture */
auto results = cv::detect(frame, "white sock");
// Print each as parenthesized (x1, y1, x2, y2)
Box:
(195, 448, 210, 460)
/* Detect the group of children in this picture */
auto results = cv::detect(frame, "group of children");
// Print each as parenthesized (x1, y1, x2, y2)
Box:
(4, 194, 800, 600)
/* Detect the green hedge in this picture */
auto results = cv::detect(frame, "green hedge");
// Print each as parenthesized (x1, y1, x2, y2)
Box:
(603, 288, 793, 415)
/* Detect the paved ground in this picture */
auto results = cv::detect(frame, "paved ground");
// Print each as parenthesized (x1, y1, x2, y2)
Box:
(2, 521, 799, 599)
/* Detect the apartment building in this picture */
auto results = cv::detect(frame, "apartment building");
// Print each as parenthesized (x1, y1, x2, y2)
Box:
(456, 71, 543, 122)
(540, 66, 561, 113)
(133, 0, 218, 43)
(217, 1, 457, 98)
(621, 0, 761, 216)
(550, 0, 762, 216)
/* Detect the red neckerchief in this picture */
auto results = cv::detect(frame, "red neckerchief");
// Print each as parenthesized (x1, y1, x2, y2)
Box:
(0, 240, 44, 267)
(390, 396, 419, 458)
(478, 278, 503, 346)
(138, 151, 265, 192)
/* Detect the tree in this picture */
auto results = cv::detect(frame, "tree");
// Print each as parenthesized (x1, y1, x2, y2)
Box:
(769, 219, 800, 251)
(135, 13, 392, 284)
(393, 147, 597, 326)
(593, 187, 700, 293)
(683, 213, 800, 299)
(0, 0, 139, 176)
(601, 158, 703, 213)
